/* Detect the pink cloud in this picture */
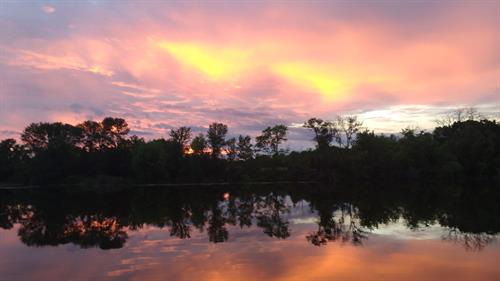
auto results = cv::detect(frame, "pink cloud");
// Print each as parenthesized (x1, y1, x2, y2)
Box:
(41, 5, 55, 14)
(0, 2, 498, 147)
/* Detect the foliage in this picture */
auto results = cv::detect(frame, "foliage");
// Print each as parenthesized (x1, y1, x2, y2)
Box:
(256, 125, 288, 155)
(169, 127, 192, 148)
(207, 122, 228, 158)
(303, 118, 338, 150)
(1, 114, 499, 185)
(336, 115, 363, 148)
(237, 135, 253, 160)
(190, 133, 208, 155)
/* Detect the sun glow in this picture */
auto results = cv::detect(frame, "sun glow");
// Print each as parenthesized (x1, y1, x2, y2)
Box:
(272, 62, 355, 101)
(158, 41, 251, 81)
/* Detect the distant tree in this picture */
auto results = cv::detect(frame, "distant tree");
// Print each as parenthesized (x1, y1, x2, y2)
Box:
(237, 135, 253, 160)
(77, 120, 102, 152)
(131, 139, 170, 181)
(207, 123, 228, 158)
(397, 127, 438, 178)
(0, 139, 23, 180)
(20, 122, 83, 182)
(21, 122, 82, 152)
(21, 123, 49, 152)
(101, 117, 130, 148)
(6, 112, 499, 184)
(0, 139, 17, 156)
(433, 119, 500, 176)
(351, 130, 399, 178)
(77, 117, 130, 152)
(128, 135, 146, 147)
(436, 107, 483, 127)
(225, 137, 237, 160)
(336, 116, 362, 149)
(169, 127, 192, 148)
(190, 133, 208, 155)
(256, 125, 288, 155)
(303, 118, 338, 150)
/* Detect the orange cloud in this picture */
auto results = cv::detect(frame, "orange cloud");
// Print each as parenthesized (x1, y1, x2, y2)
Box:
(158, 40, 252, 81)
(1, 1, 498, 140)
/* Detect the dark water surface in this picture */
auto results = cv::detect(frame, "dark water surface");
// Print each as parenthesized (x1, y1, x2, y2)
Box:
(0, 183, 499, 281)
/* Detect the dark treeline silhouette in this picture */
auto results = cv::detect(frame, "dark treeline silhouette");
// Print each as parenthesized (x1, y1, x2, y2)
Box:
(0, 109, 499, 185)
(0, 182, 498, 250)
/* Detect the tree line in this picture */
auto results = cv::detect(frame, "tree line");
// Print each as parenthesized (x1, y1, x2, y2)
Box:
(0, 110, 499, 184)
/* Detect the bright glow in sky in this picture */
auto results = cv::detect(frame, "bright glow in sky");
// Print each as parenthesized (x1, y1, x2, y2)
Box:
(0, 1, 499, 148)
(158, 41, 251, 81)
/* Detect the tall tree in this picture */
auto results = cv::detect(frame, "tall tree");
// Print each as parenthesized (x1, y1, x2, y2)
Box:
(190, 133, 207, 155)
(256, 125, 288, 155)
(101, 117, 130, 148)
(225, 137, 237, 160)
(436, 107, 483, 127)
(169, 127, 192, 149)
(77, 118, 130, 151)
(77, 120, 102, 152)
(207, 123, 228, 158)
(21, 122, 82, 152)
(237, 135, 253, 160)
(0, 139, 23, 180)
(21, 122, 83, 182)
(303, 118, 338, 150)
(336, 116, 362, 149)
(131, 139, 170, 182)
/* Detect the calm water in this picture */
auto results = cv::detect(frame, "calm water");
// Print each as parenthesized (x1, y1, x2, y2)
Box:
(0, 184, 499, 281)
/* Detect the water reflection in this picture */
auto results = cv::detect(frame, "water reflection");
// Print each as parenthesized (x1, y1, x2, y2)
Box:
(0, 183, 498, 251)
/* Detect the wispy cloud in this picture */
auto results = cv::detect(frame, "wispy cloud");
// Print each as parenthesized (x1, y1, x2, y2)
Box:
(0, 1, 498, 148)
(4, 49, 114, 77)
(41, 5, 55, 14)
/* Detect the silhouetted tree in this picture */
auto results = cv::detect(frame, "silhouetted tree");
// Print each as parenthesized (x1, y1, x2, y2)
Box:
(3, 111, 499, 185)
(77, 120, 102, 152)
(256, 125, 288, 155)
(225, 137, 237, 160)
(190, 133, 207, 155)
(433, 119, 500, 177)
(237, 135, 253, 160)
(76, 117, 130, 152)
(0, 139, 23, 180)
(132, 139, 170, 182)
(337, 116, 362, 148)
(20, 122, 83, 182)
(207, 123, 228, 158)
(169, 127, 192, 149)
(436, 107, 483, 126)
(101, 117, 130, 148)
(304, 118, 338, 150)
(21, 122, 82, 153)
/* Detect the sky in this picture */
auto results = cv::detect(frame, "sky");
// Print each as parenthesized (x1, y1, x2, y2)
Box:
(0, 1, 499, 149)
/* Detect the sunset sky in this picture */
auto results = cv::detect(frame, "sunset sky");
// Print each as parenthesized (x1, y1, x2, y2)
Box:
(1, 1, 499, 149)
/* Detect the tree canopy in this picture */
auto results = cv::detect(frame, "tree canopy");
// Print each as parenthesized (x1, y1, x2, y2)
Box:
(1, 112, 499, 185)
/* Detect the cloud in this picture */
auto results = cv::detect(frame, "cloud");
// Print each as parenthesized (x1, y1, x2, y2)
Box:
(0, 1, 498, 148)
(41, 5, 55, 14)
(3, 49, 114, 77)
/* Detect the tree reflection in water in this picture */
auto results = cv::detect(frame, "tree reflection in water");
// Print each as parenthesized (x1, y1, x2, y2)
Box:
(307, 204, 368, 246)
(0, 182, 498, 251)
